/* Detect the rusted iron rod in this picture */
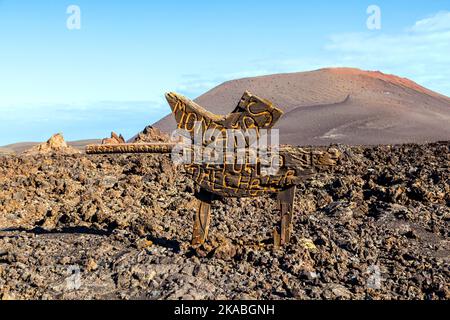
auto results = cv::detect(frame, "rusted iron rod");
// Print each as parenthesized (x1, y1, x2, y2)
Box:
(86, 143, 175, 154)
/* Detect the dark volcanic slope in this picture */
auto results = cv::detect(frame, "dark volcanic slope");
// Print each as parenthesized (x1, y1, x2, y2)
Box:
(153, 68, 450, 146)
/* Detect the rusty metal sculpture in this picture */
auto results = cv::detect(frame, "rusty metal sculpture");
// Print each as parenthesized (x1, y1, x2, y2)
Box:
(87, 92, 340, 247)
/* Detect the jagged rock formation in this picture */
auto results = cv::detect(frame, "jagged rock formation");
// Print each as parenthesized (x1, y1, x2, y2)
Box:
(22, 134, 80, 155)
(131, 126, 170, 143)
(102, 132, 126, 145)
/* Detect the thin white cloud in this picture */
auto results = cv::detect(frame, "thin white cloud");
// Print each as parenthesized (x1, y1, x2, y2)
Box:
(410, 11, 450, 32)
(322, 11, 450, 96)
(176, 12, 450, 98)
(0, 100, 169, 145)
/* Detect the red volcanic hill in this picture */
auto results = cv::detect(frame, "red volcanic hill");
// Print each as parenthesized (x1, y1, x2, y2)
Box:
(152, 68, 450, 146)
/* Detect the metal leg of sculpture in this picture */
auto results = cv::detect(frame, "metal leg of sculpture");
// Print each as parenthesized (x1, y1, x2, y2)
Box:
(192, 188, 214, 246)
(274, 186, 296, 247)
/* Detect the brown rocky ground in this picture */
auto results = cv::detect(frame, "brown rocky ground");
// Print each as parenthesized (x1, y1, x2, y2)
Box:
(0, 142, 448, 300)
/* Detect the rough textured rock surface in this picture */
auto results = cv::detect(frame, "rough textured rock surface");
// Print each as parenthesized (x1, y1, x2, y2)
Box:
(102, 132, 126, 145)
(22, 134, 81, 155)
(129, 126, 170, 143)
(0, 142, 448, 300)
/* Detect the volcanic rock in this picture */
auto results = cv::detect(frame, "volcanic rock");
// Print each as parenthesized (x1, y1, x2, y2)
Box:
(0, 141, 448, 300)
(102, 132, 126, 145)
(22, 133, 80, 155)
(130, 126, 170, 143)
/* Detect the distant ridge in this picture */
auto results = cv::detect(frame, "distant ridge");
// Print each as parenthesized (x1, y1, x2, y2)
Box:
(1, 139, 101, 155)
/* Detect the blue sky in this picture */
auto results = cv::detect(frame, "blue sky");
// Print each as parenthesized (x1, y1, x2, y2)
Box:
(0, 0, 449, 145)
